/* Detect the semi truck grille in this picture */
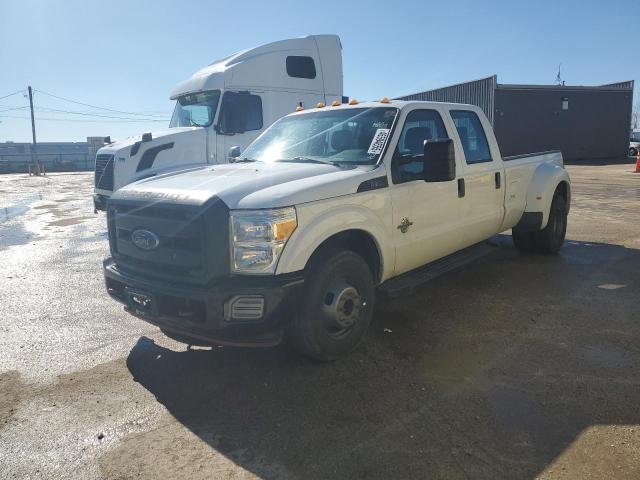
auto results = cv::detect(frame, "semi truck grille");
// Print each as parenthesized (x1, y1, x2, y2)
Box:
(107, 198, 229, 285)
(95, 154, 114, 191)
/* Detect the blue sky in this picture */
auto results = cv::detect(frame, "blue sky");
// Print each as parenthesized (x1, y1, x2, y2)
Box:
(1, 0, 637, 142)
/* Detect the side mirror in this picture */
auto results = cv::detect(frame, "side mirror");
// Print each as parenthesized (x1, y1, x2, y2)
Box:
(422, 138, 455, 182)
(228, 146, 241, 162)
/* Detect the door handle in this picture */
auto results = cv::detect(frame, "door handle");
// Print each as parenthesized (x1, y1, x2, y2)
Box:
(458, 178, 465, 198)
(495, 172, 501, 189)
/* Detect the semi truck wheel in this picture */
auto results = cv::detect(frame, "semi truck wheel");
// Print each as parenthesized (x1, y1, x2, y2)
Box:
(534, 195, 567, 253)
(286, 250, 375, 361)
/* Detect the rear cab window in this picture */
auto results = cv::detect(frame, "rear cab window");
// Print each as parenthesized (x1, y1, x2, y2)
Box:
(450, 110, 492, 164)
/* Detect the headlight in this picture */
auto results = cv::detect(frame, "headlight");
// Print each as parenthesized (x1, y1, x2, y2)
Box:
(230, 207, 297, 274)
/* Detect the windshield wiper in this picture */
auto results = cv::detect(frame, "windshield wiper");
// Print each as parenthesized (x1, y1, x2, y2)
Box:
(234, 157, 258, 163)
(280, 156, 341, 167)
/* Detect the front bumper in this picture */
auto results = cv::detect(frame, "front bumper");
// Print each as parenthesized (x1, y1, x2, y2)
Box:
(103, 258, 304, 347)
(93, 194, 109, 212)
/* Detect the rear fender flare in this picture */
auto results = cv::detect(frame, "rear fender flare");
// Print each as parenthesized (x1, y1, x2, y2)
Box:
(523, 162, 571, 229)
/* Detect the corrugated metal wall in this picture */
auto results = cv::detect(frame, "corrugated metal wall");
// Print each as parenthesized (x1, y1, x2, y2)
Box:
(494, 85, 634, 160)
(396, 75, 497, 124)
(599, 80, 635, 89)
(395, 76, 634, 160)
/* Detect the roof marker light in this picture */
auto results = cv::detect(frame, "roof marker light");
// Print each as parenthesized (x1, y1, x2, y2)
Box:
(348, 99, 358, 105)
(380, 97, 390, 103)
(316, 102, 326, 108)
(331, 100, 341, 106)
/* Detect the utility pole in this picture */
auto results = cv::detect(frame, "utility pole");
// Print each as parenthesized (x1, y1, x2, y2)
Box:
(27, 86, 41, 175)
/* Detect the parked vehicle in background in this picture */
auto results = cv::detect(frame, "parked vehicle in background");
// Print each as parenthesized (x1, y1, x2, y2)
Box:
(630, 130, 640, 157)
(93, 34, 343, 211)
(103, 99, 570, 360)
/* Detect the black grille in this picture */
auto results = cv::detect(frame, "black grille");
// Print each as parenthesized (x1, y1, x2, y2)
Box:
(107, 198, 229, 285)
(95, 154, 114, 190)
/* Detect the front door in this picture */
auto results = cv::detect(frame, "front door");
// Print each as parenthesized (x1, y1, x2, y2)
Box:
(215, 91, 265, 163)
(389, 108, 465, 275)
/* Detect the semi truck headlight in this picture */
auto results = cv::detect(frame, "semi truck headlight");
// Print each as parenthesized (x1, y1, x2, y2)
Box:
(230, 207, 297, 274)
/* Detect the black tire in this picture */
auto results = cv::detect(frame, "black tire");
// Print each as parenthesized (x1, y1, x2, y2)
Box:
(533, 195, 567, 253)
(512, 229, 536, 252)
(630, 147, 637, 158)
(286, 250, 375, 361)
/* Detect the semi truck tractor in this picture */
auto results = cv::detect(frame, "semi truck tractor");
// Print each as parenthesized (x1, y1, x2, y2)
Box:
(93, 34, 343, 211)
(103, 99, 570, 360)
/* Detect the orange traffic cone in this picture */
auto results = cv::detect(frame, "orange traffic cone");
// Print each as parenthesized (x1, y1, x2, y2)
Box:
(636, 151, 640, 173)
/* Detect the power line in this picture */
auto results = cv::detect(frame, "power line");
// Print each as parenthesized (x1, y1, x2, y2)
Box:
(0, 105, 29, 113)
(0, 90, 25, 101)
(33, 106, 169, 121)
(0, 114, 168, 123)
(35, 89, 170, 118)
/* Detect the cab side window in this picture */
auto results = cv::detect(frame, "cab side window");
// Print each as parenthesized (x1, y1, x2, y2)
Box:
(286, 56, 317, 79)
(218, 92, 263, 134)
(392, 109, 448, 184)
(450, 110, 492, 164)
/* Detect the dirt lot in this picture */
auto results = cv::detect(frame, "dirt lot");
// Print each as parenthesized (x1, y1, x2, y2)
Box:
(1, 163, 639, 479)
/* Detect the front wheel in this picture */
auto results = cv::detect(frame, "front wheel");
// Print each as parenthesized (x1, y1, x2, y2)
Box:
(630, 147, 638, 158)
(286, 250, 375, 361)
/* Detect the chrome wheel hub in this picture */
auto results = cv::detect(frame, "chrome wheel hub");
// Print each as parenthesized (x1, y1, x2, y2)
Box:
(322, 279, 363, 335)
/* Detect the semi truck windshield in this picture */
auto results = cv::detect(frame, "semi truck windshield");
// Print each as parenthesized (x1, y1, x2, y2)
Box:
(170, 90, 221, 128)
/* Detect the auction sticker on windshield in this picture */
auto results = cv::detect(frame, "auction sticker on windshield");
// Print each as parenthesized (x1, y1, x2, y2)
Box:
(367, 128, 391, 155)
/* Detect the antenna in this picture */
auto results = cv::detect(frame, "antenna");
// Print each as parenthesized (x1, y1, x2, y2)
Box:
(555, 64, 565, 86)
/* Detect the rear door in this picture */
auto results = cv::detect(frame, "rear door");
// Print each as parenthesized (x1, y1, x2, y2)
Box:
(449, 109, 504, 246)
(389, 108, 466, 275)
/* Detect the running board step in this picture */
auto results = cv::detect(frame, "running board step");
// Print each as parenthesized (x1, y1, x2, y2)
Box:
(379, 240, 499, 297)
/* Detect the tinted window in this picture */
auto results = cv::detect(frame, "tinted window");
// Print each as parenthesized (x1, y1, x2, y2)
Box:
(450, 110, 492, 164)
(392, 109, 448, 183)
(218, 92, 263, 134)
(286, 56, 316, 79)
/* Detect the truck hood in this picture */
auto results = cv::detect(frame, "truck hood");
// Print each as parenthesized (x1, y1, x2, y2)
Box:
(99, 127, 202, 154)
(112, 161, 385, 209)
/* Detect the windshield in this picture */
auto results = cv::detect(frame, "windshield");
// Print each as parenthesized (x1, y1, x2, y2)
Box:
(169, 90, 221, 128)
(241, 107, 398, 164)
(631, 132, 640, 142)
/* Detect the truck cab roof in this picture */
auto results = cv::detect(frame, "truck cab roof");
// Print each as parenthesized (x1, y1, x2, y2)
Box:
(288, 99, 483, 116)
(170, 34, 342, 100)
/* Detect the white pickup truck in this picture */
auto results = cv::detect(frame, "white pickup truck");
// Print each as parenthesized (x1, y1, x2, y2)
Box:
(103, 99, 570, 360)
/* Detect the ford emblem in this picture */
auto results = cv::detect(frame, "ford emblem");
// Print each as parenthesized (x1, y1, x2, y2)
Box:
(131, 229, 160, 251)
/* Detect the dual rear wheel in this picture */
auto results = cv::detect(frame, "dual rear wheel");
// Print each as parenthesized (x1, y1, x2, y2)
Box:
(512, 194, 567, 254)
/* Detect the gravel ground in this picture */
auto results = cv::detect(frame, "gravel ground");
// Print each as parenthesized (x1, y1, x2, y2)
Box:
(0, 163, 639, 479)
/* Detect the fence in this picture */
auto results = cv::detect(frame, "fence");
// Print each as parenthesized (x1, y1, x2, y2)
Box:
(0, 153, 94, 173)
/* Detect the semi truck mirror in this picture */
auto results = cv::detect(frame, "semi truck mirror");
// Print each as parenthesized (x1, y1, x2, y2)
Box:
(228, 146, 241, 162)
(423, 138, 455, 182)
